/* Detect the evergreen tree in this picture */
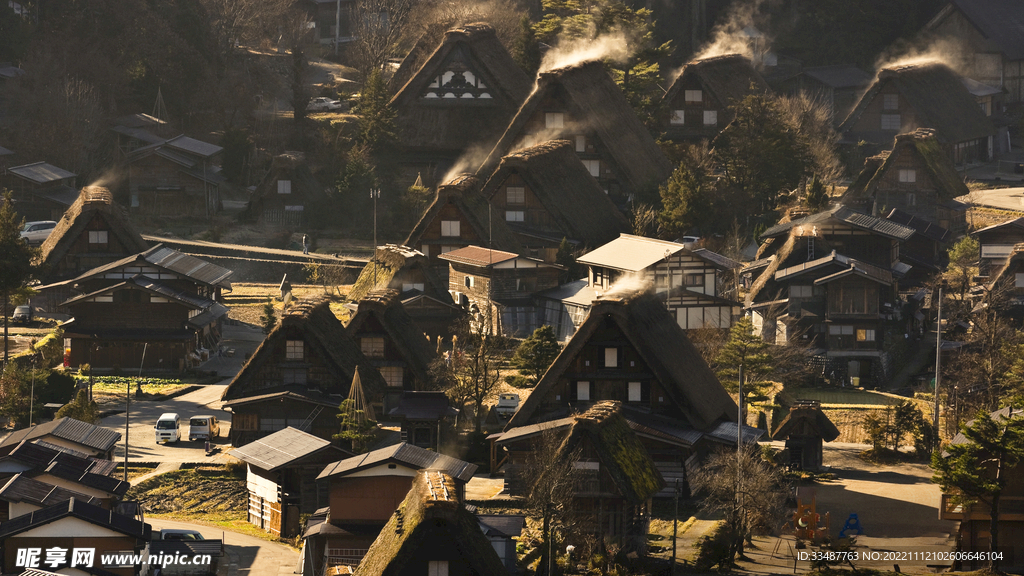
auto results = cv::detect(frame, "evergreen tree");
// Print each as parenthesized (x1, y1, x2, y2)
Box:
(260, 298, 276, 335)
(659, 145, 716, 238)
(555, 238, 581, 281)
(55, 389, 100, 424)
(0, 191, 35, 366)
(356, 69, 397, 155)
(805, 174, 829, 211)
(334, 398, 378, 454)
(933, 408, 1024, 569)
(512, 326, 562, 386)
(220, 128, 252, 185)
(714, 317, 773, 403)
(511, 15, 540, 75)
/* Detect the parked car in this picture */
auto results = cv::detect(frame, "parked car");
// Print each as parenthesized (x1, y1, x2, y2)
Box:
(157, 529, 205, 541)
(306, 97, 343, 112)
(155, 412, 181, 443)
(11, 305, 32, 325)
(680, 235, 701, 249)
(188, 415, 220, 442)
(496, 393, 520, 417)
(20, 221, 56, 245)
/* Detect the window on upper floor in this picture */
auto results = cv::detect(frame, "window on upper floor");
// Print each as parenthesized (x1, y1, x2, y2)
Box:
(282, 368, 307, 385)
(361, 337, 385, 358)
(670, 110, 685, 125)
(428, 561, 449, 576)
(277, 180, 291, 194)
(790, 285, 813, 298)
(380, 366, 403, 388)
(545, 112, 564, 129)
(582, 159, 600, 178)
(286, 340, 303, 360)
(703, 110, 718, 126)
(88, 230, 108, 245)
(506, 186, 525, 204)
(684, 89, 702, 103)
(575, 135, 586, 152)
(604, 347, 618, 368)
(907, 192, 916, 206)
(440, 220, 460, 237)
(465, 275, 475, 288)
(883, 94, 898, 110)
(899, 169, 916, 183)
(576, 381, 590, 401)
(1016, 273, 1024, 288)
(505, 210, 524, 222)
(856, 329, 876, 342)
(881, 114, 901, 130)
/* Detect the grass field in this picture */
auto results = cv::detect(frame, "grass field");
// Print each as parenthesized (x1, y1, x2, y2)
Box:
(222, 283, 352, 325)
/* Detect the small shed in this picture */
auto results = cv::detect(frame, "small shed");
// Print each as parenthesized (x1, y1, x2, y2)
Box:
(772, 401, 840, 470)
(386, 392, 457, 451)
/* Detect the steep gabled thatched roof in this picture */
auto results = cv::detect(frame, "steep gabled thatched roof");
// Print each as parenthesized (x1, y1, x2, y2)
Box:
(839, 61, 993, 144)
(663, 53, 770, 109)
(36, 187, 149, 279)
(479, 61, 673, 196)
(344, 291, 437, 388)
(557, 401, 664, 504)
(390, 23, 531, 153)
(403, 174, 522, 255)
(355, 470, 507, 576)
(507, 290, 736, 431)
(348, 245, 448, 303)
(222, 298, 387, 402)
(842, 128, 969, 204)
(927, 0, 1024, 60)
(251, 152, 323, 203)
(480, 139, 629, 248)
(771, 401, 840, 441)
(987, 243, 1024, 291)
(760, 205, 915, 241)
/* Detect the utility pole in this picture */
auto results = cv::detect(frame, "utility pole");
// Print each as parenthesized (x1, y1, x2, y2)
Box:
(29, 356, 36, 426)
(737, 358, 744, 552)
(371, 188, 380, 286)
(672, 478, 680, 576)
(933, 283, 942, 443)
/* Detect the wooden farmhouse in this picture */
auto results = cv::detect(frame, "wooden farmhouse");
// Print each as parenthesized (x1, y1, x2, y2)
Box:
(221, 298, 388, 445)
(44, 245, 233, 371)
(499, 291, 754, 498)
(34, 186, 150, 285)
(771, 400, 840, 471)
(126, 134, 225, 219)
(839, 61, 994, 163)
(924, 0, 1024, 105)
(0, 498, 150, 576)
(0, 161, 78, 221)
(498, 401, 664, 554)
(776, 65, 872, 126)
(577, 234, 741, 331)
(404, 174, 522, 271)
(304, 443, 476, 573)
(480, 139, 630, 260)
(386, 391, 457, 451)
(938, 406, 1024, 572)
(344, 291, 439, 408)
(883, 208, 951, 288)
(0, 419, 121, 460)
(438, 246, 562, 337)
(480, 61, 673, 207)
(972, 217, 1024, 278)
(354, 470, 509, 576)
(747, 208, 916, 386)
(389, 23, 531, 185)
(249, 152, 322, 227)
(230, 427, 351, 539)
(661, 53, 771, 142)
(842, 128, 969, 235)
(348, 245, 463, 338)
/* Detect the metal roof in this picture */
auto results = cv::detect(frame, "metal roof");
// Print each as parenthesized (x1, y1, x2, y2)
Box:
(230, 427, 334, 471)
(691, 248, 742, 270)
(113, 113, 167, 129)
(0, 497, 149, 540)
(5, 440, 116, 477)
(0, 418, 121, 452)
(144, 245, 234, 287)
(0, 145, 14, 155)
(477, 515, 525, 537)
(535, 280, 598, 307)
(166, 135, 223, 158)
(62, 276, 217, 310)
(491, 417, 575, 444)
(577, 234, 687, 272)
(43, 461, 130, 496)
(0, 473, 101, 507)
(221, 389, 344, 409)
(706, 421, 765, 444)
(387, 392, 457, 420)
(761, 206, 914, 241)
(317, 442, 477, 482)
(437, 246, 520, 267)
(7, 162, 76, 184)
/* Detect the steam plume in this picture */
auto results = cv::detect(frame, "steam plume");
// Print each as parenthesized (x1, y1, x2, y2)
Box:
(538, 31, 631, 73)
(693, 0, 770, 62)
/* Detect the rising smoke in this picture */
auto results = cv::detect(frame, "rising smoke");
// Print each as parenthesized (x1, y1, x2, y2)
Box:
(872, 36, 968, 76)
(537, 31, 631, 74)
(598, 273, 651, 301)
(692, 0, 771, 62)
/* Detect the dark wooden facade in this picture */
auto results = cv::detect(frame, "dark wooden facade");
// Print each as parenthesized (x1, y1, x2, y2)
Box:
(128, 149, 221, 219)
(973, 218, 1024, 278)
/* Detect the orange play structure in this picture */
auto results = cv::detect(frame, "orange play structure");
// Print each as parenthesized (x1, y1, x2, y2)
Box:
(791, 487, 830, 543)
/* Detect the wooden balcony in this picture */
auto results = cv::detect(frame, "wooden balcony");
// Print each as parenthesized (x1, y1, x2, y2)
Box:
(940, 493, 1024, 521)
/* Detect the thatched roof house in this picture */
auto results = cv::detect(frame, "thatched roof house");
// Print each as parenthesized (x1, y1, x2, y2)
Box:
(390, 23, 531, 159)
(403, 174, 522, 268)
(355, 470, 507, 576)
(36, 186, 149, 283)
(480, 139, 630, 254)
(348, 245, 449, 303)
(507, 290, 738, 434)
(661, 53, 770, 142)
(479, 61, 673, 204)
(842, 128, 968, 234)
(839, 61, 994, 162)
(771, 400, 839, 470)
(344, 291, 439, 397)
(249, 152, 323, 227)
(222, 298, 387, 444)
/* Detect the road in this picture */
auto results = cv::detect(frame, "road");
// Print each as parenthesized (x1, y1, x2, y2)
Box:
(957, 187, 1024, 212)
(148, 518, 299, 576)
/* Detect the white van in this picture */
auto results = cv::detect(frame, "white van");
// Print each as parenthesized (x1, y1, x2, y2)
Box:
(155, 413, 181, 443)
(188, 415, 220, 442)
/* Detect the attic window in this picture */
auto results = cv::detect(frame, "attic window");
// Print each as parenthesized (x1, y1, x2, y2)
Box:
(286, 340, 304, 360)
(684, 89, 702, 103)
(575, 135, 586, 152)
(506, 186, 525, 204)
(604, 347, 618, 368)
(361, 337, 384, 358)
(898, 169, 916, 183)
(505, 210, 524, 222)
(545, 112, 564, 129)
(441, 220, 460, 237)
(883, 94, 898, 110)
(282, 368, 307, 385)
(907, 193, 916, 206)
(881, 114, 901, 130)
(423, 66, 491, 100)
(703, 110, 718, 126)
(428, 561, 449, 576)
(88, 230, 108, 244)
(582, 159, 600, 178)
(380, 366, 403, 387)
(277, 180, 292, 194)
(628, 381, 642, 402)
(1015, 273, 1024, 288)
(670, 110, 685, 125)
(576, 381, 590, 401)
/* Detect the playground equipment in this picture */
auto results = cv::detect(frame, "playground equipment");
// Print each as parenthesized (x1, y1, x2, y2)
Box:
(789, 487, 830, 543)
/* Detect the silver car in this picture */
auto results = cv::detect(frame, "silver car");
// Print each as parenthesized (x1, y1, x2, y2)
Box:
(20, 221, 56, 244)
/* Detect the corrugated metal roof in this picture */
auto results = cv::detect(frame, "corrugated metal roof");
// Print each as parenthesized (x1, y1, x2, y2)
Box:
(535, 280, 598, 307)
(166, 135, 223, 158)
(35, 186, 80, 206)
(0, 418, 121, 452)
(0, 145, 14, 155)
(7, 162, 76, 184)
(691, 248, 741, 270)
(144, 246, 234, 288)
(706, 421, 765, 444)
(110, 125, 165, 145)
(0, 474, 100, 507)
(577, 234, 686, 272)
(437, 246, 520, 267)
(477, 515, 525, 537)
(0, 497, 149, 540)
(230, 427, 333, 471)
(44, 461, 130, 495)
(317, 442, 477, 482)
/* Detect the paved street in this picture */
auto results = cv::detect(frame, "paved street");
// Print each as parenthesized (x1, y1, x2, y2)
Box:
(957, 187, 1024, 211)
(148, 518, 299, 576)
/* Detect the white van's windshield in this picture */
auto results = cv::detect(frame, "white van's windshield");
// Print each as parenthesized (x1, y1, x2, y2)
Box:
(156, 420, 177, 430)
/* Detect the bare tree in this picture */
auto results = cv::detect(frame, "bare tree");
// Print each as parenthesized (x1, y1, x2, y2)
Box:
(351, 0, 416, 78)
(198, 0, 304, 55)
(431, 316, 504, 432)
(523, 429, 583, 576)
(778, 92, 844, 184)
(690, 446, 790, 569)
